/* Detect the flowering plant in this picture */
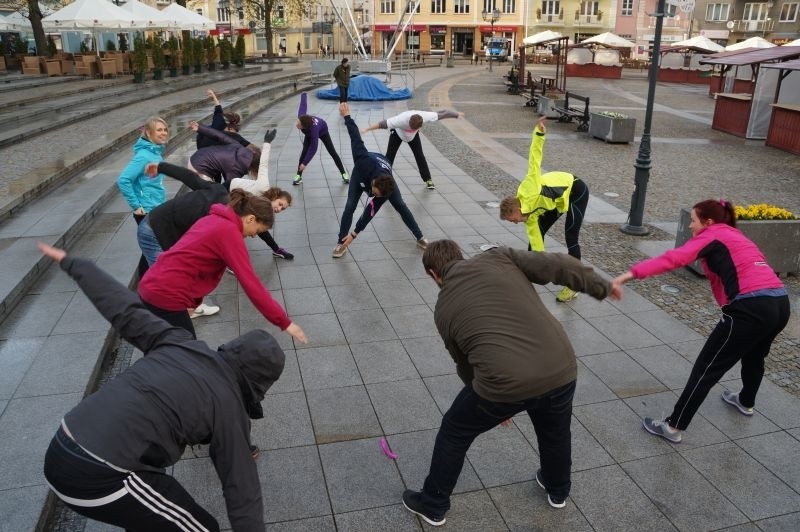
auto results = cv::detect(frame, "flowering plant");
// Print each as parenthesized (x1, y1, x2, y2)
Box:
(597, 111, 629, 119)
(734, 204, 798, 221)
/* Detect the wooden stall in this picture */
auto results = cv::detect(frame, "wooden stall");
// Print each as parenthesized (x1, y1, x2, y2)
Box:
(761, 59, 800, 155)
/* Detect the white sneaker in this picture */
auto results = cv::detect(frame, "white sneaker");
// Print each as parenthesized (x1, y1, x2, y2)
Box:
(190, 302, 220, 319)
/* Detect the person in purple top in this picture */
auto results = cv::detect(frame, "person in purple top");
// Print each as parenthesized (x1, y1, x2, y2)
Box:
(613, 199, 790, 444)
(189, 122, 261, 188)
(293, 92, 349, 186)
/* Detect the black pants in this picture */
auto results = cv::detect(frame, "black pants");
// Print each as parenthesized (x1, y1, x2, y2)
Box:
(385, 130, 431, 184)
(667, 295, 790, 430)
(142, 300, 196, 339)
(533, 178, 589, 260)
(44, 426, 219, 532)
(258, 230, 279, 252)
(338, 84, 349, 103)
(420, 380, 575, 515)
(297, 132, 346, 176)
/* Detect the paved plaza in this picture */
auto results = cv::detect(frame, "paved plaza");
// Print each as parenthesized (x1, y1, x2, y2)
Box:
(0, 63, 798, 531)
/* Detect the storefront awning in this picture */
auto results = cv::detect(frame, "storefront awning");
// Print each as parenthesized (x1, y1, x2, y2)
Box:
(373, 24, 426, 32)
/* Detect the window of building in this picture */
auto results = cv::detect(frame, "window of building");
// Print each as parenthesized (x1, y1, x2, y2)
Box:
(454, 0, 470, 13)
(542, 0, 560, 16)
(276, 5, 285, 19)
(579, 1, 599, 15)
(743, 3, 770, 20)
(304, 33, 311, 50)
(621, 0, 633, 16)
(502, 0, 515, 13)
(483, 0, 495, 12)
(431, 34, 446, 50)
(217, 8, 229, 22)
(406, 1, 420, 12)
(665, 3, 677, 16)
(705, 3, 730, 20)
(381, 0, 395, 14)
(779, 2, 798, 21)
(431, 0, 446, 13)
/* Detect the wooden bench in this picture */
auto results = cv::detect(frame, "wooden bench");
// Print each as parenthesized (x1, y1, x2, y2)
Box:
(519, 81, 546, 107)
(554, 92, 590, 131)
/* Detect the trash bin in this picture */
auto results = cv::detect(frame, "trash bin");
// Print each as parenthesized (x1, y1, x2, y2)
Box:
(446, 52, 454, 68)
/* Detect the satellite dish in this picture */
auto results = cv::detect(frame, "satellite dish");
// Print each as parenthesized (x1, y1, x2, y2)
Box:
(726, 20, 735, 29)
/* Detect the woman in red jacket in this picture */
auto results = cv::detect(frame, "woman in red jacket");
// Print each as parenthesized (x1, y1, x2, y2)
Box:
(138, 188, 307, 344)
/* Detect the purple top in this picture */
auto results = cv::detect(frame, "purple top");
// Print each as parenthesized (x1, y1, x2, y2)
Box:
(297, 92, 329, 166)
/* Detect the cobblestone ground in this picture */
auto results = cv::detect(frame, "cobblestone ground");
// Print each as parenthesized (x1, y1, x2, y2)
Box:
(415, 69, 800, 398)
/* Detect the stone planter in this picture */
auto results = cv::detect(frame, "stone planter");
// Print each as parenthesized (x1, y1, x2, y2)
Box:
(589, 113, 637, 143)
(676, 208, 800, 275)
(538, 95, 565, 118)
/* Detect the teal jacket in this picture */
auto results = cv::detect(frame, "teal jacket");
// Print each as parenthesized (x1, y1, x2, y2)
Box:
(117, 137, 166, 213)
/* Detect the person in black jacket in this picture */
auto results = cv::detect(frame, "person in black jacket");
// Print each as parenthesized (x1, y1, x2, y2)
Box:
(332, 103, 428, 258)
(39, 242, 282, 532)
(195, 89, 256, 150)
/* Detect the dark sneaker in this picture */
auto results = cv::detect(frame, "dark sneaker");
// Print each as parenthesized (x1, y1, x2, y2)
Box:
(642, 417, 682, 443)
(722, 390, 754, 416)
(250, 445, 260, 459)
(401, 490, 446, 526)
(425, 179, 436, 190)
(272, 247, 294, 260)
(535, 469, 566, 508)
(263, 128, 277, 143)
(293, 174, 303, 186)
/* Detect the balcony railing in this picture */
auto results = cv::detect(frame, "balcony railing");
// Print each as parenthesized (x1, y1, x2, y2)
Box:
(730, 19, 775, 32)
(537, 13, 565, 25)
(574, 14, 603, 24)
(648, 16, 683, 28)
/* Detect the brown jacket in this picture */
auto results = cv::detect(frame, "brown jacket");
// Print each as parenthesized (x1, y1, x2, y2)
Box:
(433, 247, 611, 402)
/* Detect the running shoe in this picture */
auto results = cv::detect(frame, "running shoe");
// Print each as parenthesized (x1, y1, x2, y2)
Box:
(535, 469, 567, 508)
(293, 174, 303, 186)
(401, 490, 446, 526)
(332, 244, 347, 258)
(722, 390, 754, 416)
(416, 237, 429, 250)
(272, 248, 294, 260)
(341, 172, 350, 184)
(425, 180, 436, 190)
(642, 417, 682, 443)
(556, 287, 578, 302)
(190, 302, 220, 319)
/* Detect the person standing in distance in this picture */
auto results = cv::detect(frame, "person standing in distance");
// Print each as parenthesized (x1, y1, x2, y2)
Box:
(333, 57, 351, 103)
(402, 240, 620, 526)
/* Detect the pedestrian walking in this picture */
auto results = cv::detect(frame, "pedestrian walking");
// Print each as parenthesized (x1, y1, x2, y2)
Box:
(333, 57, 351, 103)
(333, 103, 428, 258)
(293, 92, 349, 185)
(195, 88, 256, 150)
(38, 242, 284, 532)
(362, 108, 464, 190)
(297, 41, 302, 55)
(613, 199, 790, 444)
(137, 188, 307, 343)
(402, 240, 619, 526)
(499, 116, 589, 303)
(189, 121, 261, 188)
(117, 116, 169, 278)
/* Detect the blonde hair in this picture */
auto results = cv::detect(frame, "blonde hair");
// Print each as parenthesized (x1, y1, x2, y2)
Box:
(499, 196, 521, 219)
(142, 116, 168, 141)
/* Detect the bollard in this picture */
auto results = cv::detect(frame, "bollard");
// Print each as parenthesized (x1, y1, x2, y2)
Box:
(446, 53, 454, 68)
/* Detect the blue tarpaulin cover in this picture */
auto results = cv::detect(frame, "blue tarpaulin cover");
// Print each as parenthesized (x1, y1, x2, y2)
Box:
(316, 75, 412, 101)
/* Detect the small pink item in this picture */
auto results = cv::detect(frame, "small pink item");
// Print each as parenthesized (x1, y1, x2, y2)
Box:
(380, 437, 397, 460)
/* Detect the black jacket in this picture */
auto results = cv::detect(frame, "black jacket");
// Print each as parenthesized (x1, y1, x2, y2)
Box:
(58, 256, 284, 532)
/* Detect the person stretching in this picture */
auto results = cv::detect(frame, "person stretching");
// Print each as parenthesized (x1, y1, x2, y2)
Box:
(362, 108, 464, 190)
(189, 122, 261, 188)
(499, 116, 589, 303)
(293, 92, 348, 185)
(613, 199, 789, 444)
(333, 103, 428, 258)
(195, 88, 256, 150)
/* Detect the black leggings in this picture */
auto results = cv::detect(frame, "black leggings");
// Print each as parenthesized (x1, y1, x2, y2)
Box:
(533, 178, 589, 260)
(142, 300, 196, 339)
(298, 132, 346, 176)
(258, 230, 279, 252)
(385, 130, 431, 184)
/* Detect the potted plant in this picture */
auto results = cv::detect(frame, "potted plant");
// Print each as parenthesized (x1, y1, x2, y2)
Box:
(181, 36, 193, 75)
(588, 111, 637, 143)
(132, 34, 147, 83)
(676, 205, 799, 275)
(219, 37, 231, 69)
(193, 37, 204, 73)
(535, 8, 541, 19)
(597, 10, 603, 21)
(559, 7, 564, 19)
(234, 34, 246, 67)
(119, 34, 128, 52)
(151, 35, 165, 80)
(204, 35, 216, 71)
(167, 35, 179, 77)
(106, 39, 116, 52)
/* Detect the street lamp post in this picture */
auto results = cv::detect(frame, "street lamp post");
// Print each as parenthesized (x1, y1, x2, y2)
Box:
(620, 0, 667, 235)
(481, 7, 501, 72)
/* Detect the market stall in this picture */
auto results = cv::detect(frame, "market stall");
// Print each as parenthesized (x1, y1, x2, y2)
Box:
(565, 32, 633, 79)
(517, 33, 568, 94)
(658, 35, 723, 84)
(761, 58, 800, 155)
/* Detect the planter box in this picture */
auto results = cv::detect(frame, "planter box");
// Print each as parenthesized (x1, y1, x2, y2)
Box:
(538, 95, 565, 118)
(676, 208, 800, 275)
(589, 113, 636, 143)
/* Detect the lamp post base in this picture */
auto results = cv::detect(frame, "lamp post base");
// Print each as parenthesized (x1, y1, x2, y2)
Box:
(619, 223, 650, 236)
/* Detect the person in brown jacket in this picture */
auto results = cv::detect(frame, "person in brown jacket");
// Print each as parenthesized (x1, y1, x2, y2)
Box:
(333, 58, 351, 103)
(402, 240, 620, 526)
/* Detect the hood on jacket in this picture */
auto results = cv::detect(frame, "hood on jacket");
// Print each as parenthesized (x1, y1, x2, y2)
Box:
(209, 203, 245, 232)
(133, 136, 165, 156)
(218, 330, 285, 419)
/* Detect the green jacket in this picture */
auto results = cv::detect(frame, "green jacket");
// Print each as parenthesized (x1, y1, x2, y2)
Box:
(333, 63, 351, 87)
(518, 129, 576, 251)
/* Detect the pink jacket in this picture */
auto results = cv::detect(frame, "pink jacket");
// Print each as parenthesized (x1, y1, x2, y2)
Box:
(630, 223, 783, 306)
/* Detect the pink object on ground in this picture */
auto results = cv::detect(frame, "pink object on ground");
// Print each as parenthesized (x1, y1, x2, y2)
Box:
(380, 437, 397, 460)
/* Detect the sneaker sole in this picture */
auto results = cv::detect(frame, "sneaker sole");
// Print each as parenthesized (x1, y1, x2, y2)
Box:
(402, 500, 446, 526)
(642, 419, 682, 443)
(555, 295, 578, 303)
(536, 473, 566, 508)
(722, 393, 754, 416)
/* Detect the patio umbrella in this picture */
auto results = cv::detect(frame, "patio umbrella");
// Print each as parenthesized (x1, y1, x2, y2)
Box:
(161, 2, 215, 31)
(782, 39, 800, 46)
(670, 35, 725, 53)
(0, 11, 32, 31)
(581, 32, 635, 48)
(522, 30, 562, 46)
(726, 37, 776, 51)
(118, 0, 177, 29)
(42, 0, 150, 30)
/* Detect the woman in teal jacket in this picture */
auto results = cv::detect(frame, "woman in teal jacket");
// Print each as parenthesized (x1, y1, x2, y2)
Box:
(117, 117, 170, 278)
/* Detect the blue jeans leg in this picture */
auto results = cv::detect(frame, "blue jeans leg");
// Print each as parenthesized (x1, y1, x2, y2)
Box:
(137, 215, 163, 267)
(337, 178, 364, 242)
(387, 188, 422, 239)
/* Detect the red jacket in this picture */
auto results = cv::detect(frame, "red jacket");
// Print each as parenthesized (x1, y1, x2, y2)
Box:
(139, 204, 291, 330)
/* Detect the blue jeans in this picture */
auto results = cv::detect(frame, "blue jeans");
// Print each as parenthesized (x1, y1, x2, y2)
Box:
(420, 380, 576, 515)
(137, 215, 163, 267)
(337, 179, 423, 242)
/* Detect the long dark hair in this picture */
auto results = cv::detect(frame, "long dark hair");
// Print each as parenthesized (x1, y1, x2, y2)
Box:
(693, 199, 736, 228)
(228, 189, 274, 228)
(247, 146, 262, 176)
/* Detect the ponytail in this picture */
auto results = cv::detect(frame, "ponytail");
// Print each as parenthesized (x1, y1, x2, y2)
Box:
(693, 198, 736, 228)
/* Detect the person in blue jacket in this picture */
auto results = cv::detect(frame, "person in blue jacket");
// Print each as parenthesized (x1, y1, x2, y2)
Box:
(293, 92, 348, 185)
(116, 116, 170, 277)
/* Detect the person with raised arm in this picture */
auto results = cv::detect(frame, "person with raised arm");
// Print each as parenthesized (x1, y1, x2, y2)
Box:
(293, 92, 349, 185)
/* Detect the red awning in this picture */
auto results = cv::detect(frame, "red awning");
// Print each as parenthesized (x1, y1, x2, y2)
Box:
(373, 24, 427, 32)
(478, 25, 519, 32)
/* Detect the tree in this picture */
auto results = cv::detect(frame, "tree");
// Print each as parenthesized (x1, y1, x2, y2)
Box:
(239, 0, 312, 59)
(0, 0, 58, 57)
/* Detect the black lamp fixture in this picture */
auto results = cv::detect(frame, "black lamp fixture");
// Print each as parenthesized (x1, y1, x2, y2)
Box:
(481, 7, 501, 71)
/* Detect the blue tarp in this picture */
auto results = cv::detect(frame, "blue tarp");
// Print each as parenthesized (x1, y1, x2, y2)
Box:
(316, 75, 412, 101)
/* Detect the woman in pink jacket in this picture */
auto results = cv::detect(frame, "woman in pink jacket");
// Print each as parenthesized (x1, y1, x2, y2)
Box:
(613, 199, 789, 443)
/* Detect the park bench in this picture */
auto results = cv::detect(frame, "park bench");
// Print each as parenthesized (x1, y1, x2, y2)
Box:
(519, 80, 546, 107)
(554, 92, 590, 131)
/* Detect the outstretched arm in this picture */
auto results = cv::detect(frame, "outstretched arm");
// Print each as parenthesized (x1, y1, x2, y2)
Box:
(192, 122, 237, 146)
(38, 243, 194, 353)
(340, 103, 369, 162)
(522, 116, 547, 187)
(298, 92, 308, 117)
(361, 120, 387, 134)
(436, 110, 464, 120)
(146, 162, 214, 191)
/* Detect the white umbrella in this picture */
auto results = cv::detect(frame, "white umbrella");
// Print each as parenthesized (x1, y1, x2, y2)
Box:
(161, 2, 215, 31)
(781, 39, 800, 46)
(118, 0, 177, 29)
(581, 32, 635, 48)
(0, 11, 32, 31)
(670, 35, 725, 53)
(523, 30, 562, 46)
(42, 0, 150, 29)
(725, 36, 776, 51)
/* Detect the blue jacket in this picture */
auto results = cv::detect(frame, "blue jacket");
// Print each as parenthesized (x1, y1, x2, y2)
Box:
(117, 136, 166, 213)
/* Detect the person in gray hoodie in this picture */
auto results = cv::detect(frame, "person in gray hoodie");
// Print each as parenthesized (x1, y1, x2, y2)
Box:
(39, 242, 283, 532)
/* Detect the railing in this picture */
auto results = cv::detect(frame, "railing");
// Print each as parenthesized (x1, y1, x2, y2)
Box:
(537, 14, 565, 25)
(574, 14, 602, 24)
(648, 16, 683, 28)
(730, 19, 775, 32)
